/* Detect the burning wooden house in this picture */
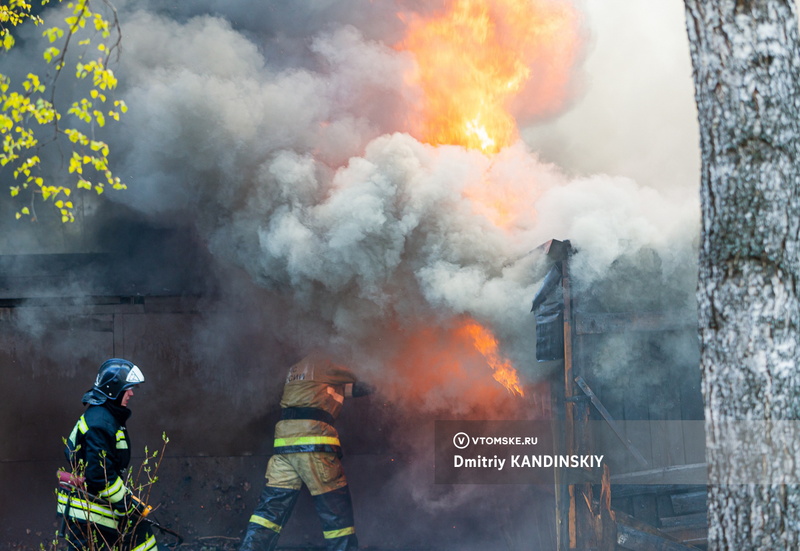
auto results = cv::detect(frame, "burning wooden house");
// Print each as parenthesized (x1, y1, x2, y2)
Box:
(532, 239, 707, 551)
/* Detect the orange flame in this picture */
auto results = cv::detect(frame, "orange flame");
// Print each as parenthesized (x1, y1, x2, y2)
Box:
(380, 322, 525, 416)
(379, 319, 527, 407)
(400, 0, 581, 154)
(459, 319, 524, 397)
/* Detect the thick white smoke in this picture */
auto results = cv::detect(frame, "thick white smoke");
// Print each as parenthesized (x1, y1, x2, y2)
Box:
(106, 3, 699, 385)
(4, 1, 700, 379)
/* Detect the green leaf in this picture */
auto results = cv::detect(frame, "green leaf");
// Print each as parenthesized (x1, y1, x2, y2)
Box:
(3, 33, 16, 51)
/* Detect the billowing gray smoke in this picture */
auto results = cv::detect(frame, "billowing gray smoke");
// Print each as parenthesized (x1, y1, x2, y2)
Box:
(5, 0, 701, 546)
(105, 0, 699, 374)
(5, 0, 700, 384)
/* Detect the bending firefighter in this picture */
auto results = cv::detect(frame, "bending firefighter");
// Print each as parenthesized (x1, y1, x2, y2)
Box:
(239, 352, 375, 551)
(57, 359, 158, 550)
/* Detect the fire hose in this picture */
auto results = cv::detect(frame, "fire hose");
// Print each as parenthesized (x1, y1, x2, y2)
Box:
(57, 470, 185, 548)
(140, 518, 184, 547)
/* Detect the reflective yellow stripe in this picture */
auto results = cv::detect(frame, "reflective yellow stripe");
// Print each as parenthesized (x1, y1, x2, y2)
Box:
(115, 429, 128, 449)
(273, 436, 341, 447)
(68, 415, 90, 447)
(57, 502, 118, 529)
(130, 533, 158, 551)
(323, 526, 356, 539)
(57, 493, 118, 530)
(57, 493, 117, 520)
(249, 514, 282, 533)
(97, 476, 127, 503)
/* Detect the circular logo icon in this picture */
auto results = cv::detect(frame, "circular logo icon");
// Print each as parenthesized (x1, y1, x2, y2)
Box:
(453, 432, 470, 449)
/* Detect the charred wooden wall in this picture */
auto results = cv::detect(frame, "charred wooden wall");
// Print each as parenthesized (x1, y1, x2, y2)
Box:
(534, 241, 706, 550)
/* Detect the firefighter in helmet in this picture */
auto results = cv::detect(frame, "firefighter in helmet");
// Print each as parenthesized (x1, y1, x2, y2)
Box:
(57, 358, 158, 550)
(239, 351, 375, 551)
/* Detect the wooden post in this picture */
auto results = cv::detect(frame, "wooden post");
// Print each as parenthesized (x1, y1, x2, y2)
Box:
(559, 245, 616, 551)
(554, 249, 577, 550)
(553, 362, 571, 549)
(562, 254, 579, 549)
(564, 254, 601, 550)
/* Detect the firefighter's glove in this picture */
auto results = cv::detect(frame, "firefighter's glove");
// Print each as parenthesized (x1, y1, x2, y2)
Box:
(351, 381, 376, 397)
(57, 469, 86, 491)
(127, 494, 153, 519)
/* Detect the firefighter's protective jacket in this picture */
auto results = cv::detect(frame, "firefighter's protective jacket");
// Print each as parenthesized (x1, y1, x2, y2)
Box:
(273, 353, 359, 456)
(57, 400, 134, 531)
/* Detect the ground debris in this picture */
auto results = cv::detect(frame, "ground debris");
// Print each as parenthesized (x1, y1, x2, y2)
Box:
(172, 535, 240, 551)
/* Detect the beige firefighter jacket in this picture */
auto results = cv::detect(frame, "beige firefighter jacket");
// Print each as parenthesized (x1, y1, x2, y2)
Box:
(273, 352, 358, 456)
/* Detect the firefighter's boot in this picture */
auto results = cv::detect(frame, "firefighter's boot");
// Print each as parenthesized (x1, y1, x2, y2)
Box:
(312, 485, 359, 551)
(239, 486, 300, 551)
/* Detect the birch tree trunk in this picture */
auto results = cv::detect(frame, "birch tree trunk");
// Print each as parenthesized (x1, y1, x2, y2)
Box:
(683, 1, 800, 548)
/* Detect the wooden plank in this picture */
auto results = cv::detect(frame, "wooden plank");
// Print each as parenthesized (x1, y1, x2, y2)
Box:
(631, 494, 659, 527)
(659, 527, 708, 547)
(598, 464, 618, 550)
(649, 369, 687, 471)
(611, 495, 634, 518)
(677, 352, 705, 469)
(656, 493, 675, 520)
(609, 463, 707, 486)
(649, 420, 669, 470)
(552, 382, 571, 551)
(675, 531, 709, 547)
(590, 350, 631, 473)
(616, 509, 688, 540)
(574, 376, 649, 468)
(623, 401, 654, 471)
(609, 483, 706, 499)
(681, 425, 705, 466)
(574, 311, 694, 335)
(671, 491, 707, 515)
(659, 512, 708, 530)
(616, 523, 700, 551)
(559, 256, 577, 549)
(573, 339, 599, 549)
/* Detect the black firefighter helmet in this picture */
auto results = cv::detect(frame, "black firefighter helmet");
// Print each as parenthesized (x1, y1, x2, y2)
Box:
(83, 358, 145, 405)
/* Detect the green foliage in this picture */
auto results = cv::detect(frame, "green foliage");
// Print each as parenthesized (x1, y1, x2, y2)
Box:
(1, 0, 127, 223)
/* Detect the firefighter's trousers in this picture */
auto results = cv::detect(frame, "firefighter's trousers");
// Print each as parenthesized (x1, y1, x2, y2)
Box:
(60, 514, 158, 551)
(239, 452, 359, 551)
